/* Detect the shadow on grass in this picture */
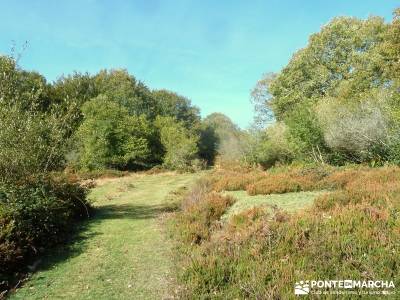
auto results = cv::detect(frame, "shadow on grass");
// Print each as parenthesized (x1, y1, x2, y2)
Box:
(15, 201, 177, 284)
(94, 203, 176, 220)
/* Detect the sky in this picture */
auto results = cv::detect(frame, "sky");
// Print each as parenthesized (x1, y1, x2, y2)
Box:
(0, 0, 398, 128)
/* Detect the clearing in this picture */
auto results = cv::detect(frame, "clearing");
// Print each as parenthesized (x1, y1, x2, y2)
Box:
(10, 172, 199, 300)
(222, 190, 325, 219)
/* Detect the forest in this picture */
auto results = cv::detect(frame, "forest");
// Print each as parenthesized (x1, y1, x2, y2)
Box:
(1, 7, 399, 299)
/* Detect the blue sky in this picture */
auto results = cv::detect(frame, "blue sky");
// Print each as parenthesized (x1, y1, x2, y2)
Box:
(0, 0, 398, 127)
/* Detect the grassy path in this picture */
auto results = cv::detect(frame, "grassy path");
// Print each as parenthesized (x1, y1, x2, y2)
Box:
(10, 172, 199, 300)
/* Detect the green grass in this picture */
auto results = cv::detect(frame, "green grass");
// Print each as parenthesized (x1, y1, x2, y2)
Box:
(9, 172, 200, 300)
(222, 190, 325, 219)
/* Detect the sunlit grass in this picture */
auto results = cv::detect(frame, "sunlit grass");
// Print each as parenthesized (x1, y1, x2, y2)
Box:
(10, 172, 200, 300)
(222, 190, 325, 219)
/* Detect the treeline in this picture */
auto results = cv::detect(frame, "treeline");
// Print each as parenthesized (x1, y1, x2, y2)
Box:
(247, 9, 400, 167)
(0, 57, 232, 175)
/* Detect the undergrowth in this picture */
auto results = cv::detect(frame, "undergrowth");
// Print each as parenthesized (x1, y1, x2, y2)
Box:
(0, 174, 91, 294)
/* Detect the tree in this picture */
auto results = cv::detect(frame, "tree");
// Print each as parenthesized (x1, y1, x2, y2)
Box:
(152, 89, 201, 129)
(155, 116, 199, 170)
(0, 56, 78, 182)
(250, 72, 277, 128)
(251, 13, 400, 164)
(267, 16, 387, 119)
(202, 113, 246, 162)
(76, 95, 152, 170)
(51, 72, 97, 126)
(379, 8, 400, 86)
(197, 122, 219, 165)
(94, 69, 158, 119)
(0, 56, 53, 112)
(244, 122, 294, 168)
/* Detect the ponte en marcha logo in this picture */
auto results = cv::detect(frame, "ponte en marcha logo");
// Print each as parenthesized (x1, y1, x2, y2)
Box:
(294, 280, 396, 296)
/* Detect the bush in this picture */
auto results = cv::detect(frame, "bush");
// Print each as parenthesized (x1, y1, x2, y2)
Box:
(174, 179, 235, 245)
(316, 94, 392, 164)
(0, 175, 90, 288)
(212, 171, 265, 192)
(211, 165, 333, 195)
(172, 166, 400, 298)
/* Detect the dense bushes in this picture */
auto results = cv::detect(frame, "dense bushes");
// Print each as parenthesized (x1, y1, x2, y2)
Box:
(0, 175, 90, 289)
(172, 166, 400, 298)
(0, 58, 77, 182)
(0, 55, 93, 293)
(176, 189, 235, 245)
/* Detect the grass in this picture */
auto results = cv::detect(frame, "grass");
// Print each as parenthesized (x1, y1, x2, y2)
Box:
(222, 190, 325, 219)
(9, 172, 200, 300)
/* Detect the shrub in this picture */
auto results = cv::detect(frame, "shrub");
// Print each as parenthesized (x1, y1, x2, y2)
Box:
(213, 171, 265, 192)
(211, 164, 334, 195)
(245, 165, 331, 195)
(0, 175, 90, 288)
(174, 178, 235, 245)
(316, 94, 392, 163)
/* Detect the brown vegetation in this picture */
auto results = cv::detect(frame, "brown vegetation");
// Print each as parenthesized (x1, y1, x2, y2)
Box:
(172, 165, 400, 298)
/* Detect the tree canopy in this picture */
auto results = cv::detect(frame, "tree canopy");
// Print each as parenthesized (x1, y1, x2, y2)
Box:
(250, 10, 400, 165)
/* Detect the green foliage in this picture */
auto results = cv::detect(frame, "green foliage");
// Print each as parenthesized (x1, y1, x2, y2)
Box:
(0, 56, 52, 111)
(251, 11, 400, 166)
(197, 122, 219, 165)
(284, 102, 328, 162)
(0, 55, 91, 292)
(155, 116, 199, 170)
(152, 89, 201, 128)
(0, 56, 80, 182)
(76, 95, 152, 170)
(268, 16, 387, 119)
(94, 69, 158, 119)
(0, 175, 89, 286)
(244, 122, 294, 168)
(51, 72, 98, 132)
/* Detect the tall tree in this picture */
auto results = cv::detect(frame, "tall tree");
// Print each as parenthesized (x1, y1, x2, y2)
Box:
(76, 95, 152, 170)
(152, 89, 201, 129)
(94, 69, 158, 119)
